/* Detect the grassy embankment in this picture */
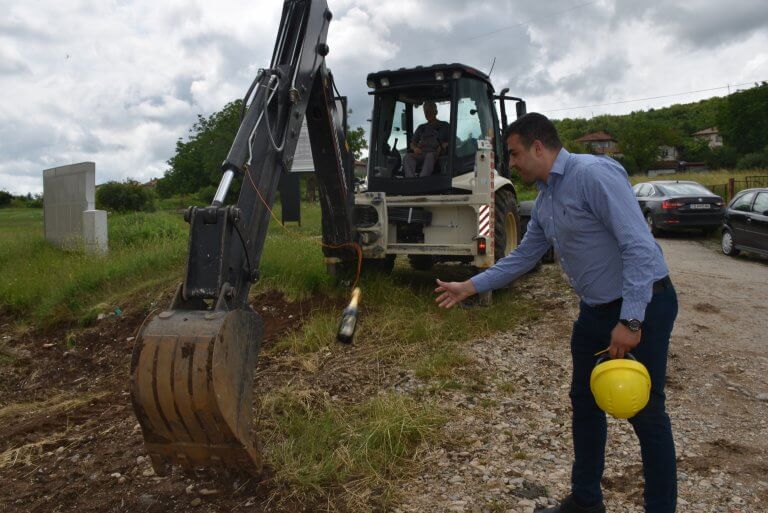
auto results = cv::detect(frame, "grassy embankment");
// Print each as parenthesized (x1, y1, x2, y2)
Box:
(513, 167, 767, 202)
(629, 168, 767, 188)
(0, 202, 544, 507)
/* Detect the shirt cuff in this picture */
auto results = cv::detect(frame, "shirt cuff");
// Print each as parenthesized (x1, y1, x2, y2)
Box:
(620, 299, 648, 322)
(470, 274, 492, 294)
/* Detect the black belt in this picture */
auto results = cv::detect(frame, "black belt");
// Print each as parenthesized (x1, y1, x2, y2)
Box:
(592, 276, 672, 310)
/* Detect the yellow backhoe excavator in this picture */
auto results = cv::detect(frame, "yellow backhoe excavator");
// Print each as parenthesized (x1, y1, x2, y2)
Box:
(130, 0, 528, 477)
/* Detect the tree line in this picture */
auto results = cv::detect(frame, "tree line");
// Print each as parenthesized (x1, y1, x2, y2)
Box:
(89, 81, 766, 209)
(553, 82, 768, 174)
(155, 99, 367, 199)
(0, 191, 43, 209)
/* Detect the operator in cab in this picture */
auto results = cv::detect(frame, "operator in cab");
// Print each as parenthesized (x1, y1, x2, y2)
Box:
(403, 101, 450, 177)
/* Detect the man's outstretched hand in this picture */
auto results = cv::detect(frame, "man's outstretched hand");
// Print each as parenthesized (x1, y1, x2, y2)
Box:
(434, 279, 477, 309)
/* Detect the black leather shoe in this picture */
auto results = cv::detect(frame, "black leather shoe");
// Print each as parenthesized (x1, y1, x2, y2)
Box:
(535, 495, 606, 513)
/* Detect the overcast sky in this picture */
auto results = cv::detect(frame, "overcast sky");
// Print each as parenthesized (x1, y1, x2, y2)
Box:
(1, 0, 766, 195)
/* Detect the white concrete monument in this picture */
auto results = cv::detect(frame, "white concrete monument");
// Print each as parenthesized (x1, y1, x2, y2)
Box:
(42, 162, 108, 253)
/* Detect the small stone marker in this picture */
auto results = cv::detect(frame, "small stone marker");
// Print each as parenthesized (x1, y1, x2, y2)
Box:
(42, 162, 108, 253)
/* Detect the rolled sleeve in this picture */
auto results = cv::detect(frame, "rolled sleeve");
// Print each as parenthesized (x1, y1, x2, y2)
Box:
(470, 201, 551, 294)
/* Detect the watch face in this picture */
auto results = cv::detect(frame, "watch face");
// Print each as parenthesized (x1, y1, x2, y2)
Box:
(627, 319, 641, 331)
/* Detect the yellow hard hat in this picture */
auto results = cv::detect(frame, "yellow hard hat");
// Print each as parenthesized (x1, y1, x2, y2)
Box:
(590, 353, 651, 419)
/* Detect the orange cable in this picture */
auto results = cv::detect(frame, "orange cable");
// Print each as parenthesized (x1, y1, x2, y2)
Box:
(243, 164, 363, 289)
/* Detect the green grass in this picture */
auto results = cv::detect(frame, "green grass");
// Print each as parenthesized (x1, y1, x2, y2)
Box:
(629, 168, 767, 186)
(261, 386, 444, 502)
(0, 209, 188, 325)
(414, 345, 471, 380)
(0, 199, 551, 508)
(274, 260, 543, 381)
(514, 168, 768, 202)
(0, 201, 334, 325)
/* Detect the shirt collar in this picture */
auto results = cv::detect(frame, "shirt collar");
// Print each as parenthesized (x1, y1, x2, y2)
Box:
(536, 148, 570, 190)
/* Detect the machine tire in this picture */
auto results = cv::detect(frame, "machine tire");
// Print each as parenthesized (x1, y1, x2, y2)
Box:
(327, 261, 355, 286)
(494, 188, 521, 261)
(408, 255, 435, 271)
(362, 255, 396, 274)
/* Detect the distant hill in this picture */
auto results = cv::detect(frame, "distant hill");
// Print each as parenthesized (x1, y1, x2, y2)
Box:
(553, 95, 723, 146)
(551, 82, 768, 173)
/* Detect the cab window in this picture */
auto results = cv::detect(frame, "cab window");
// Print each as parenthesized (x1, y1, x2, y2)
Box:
(455, 79, 494, 167)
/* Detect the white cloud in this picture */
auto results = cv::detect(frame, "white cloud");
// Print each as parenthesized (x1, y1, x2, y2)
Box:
(0, 0, 766, 194)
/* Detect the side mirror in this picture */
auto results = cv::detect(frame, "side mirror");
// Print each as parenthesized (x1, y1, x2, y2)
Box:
(762, 209, 768, 216)
(516, 101, 527, 119)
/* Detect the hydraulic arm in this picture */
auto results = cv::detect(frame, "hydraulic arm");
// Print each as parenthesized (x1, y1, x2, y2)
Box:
(130, 0, 357, 476)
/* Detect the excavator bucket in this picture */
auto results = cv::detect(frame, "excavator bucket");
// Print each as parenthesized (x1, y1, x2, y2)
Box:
(130, 307, 264, 476)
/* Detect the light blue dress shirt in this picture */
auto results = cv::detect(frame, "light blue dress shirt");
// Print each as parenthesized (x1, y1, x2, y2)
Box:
(471, 148, 669, 321)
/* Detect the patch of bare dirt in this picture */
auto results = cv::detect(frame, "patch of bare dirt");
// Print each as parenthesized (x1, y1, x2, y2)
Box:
(0, 291, 350, 513)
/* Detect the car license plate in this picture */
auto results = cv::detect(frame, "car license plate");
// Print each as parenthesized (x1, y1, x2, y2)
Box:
(689, 203, 711, 209)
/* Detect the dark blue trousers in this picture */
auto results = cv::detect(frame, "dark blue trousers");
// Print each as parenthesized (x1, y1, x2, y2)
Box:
(570, 284, 678, 513)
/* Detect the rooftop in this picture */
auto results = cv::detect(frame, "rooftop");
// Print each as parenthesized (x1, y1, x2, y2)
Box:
(575, 131, 617, 143)
(693, 127, 719, 136)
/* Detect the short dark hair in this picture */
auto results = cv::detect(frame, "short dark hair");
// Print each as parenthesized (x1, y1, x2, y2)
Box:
(504, 112, 562, 150)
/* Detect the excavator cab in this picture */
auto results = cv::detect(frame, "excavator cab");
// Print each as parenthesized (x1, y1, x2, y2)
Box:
(355, 64, 527, 275)
(366, 64, 526, 196)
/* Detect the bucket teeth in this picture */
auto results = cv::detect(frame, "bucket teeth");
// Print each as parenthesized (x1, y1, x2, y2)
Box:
(130, 309, 263, 476)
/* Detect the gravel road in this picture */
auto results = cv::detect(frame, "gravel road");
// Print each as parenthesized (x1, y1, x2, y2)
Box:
(393, 238, 768, 513)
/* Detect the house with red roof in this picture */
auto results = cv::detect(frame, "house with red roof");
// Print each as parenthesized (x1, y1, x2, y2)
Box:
(692, 127, 723, 148)
(575, 131, 623, 157)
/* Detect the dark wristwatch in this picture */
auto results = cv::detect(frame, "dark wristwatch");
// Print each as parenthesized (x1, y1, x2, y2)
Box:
(620, 319, 642, 332)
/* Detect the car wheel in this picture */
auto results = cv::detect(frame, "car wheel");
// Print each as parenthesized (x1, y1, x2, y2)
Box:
(494, 188, 521, 261)
(721, 230, 740, 256)
(645, 212, 660, 237)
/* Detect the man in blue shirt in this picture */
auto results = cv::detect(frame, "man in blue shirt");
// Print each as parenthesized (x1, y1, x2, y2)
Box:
(435, 113, 678, 513)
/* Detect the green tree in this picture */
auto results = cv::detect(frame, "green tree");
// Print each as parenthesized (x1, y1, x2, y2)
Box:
(0, 190, 12, 208)
(96, 180, 156, 212)
(618, 121, 667, 174)
(157, 100, 243, 198)
(736, 145, 768, 169)
(346, 126, 368, 160)
(718, 82, 768, 155)
(680, 138, 711, 162)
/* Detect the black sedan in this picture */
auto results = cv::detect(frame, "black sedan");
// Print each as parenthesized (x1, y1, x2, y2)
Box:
(721, 187, 768, 257)
(632, 180, 724, 235)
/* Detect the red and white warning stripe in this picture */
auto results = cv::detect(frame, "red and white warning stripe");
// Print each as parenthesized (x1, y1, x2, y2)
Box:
(478, 204, 491, 237)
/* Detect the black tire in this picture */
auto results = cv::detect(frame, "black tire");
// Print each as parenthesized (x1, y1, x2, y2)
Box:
(645, 211, 660, 237)
(494, 188, 521, 261)
(408, 254, 434, 271)
(721, 229, 740, 256)
(363, 255, 396, 274)
(327, 261, 355, 286)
